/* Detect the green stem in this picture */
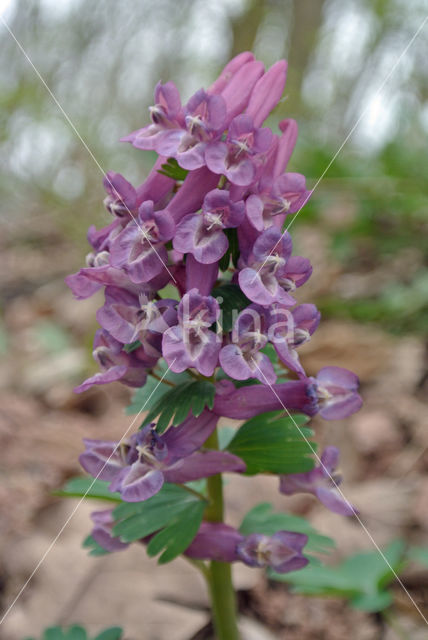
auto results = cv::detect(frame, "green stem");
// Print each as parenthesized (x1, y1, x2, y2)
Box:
(204, 429, 240, 640)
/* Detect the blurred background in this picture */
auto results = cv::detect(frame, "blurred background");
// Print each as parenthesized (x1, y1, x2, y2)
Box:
(0, 1, 427, 638)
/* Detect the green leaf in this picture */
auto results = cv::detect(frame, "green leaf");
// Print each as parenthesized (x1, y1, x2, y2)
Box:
(271, 540, 406, 612)
(408, 545, 428, 568)
(141, 380, 216, 433)
(212, 283, 250, 332)
(157, 157, 189, 181)
(146, 500, 205, 563)
(226, 411, 315, 475)
(93, 628, 123, 640)
(123, 340, 141, 353)
(126, 364, 191, 416)
(63, 627, 87, 640)
(55, 477, 121, 502)
(218, 228, 240, 271)
(113, 484, 206, 564)
(239, 503, 334, 554)
(42, 630, 65, 640)
(82, 534, 111, 557)
(261, 344, 290, 381)
(30, 627, 123, 640)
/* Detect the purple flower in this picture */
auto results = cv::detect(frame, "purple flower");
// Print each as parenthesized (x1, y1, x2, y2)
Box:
(219, 59, 265, 121)
(110, 200, 175, 283)
(268, 303, 320, 377)
(173, 189, 245, 264)
(80, 411, 245, 502)
(208, 51, 256, 95)
(273, 119, 298, 176)
(246, 173, 311, 232)
(122, 81, 183, 151)
(97, 286, 177, 355)
(66, 261, 136, 300)
(205, 114, 273, 186)
(167, 166, 220, 224)
(219, 306, 276, 384)
(213, 378, 319, 420)
(236, 531, 308, 573)
(245, 60, 288, 128)
(90, 509, 129, 552)
(103, 171, 137, 220)
(279, 446, 357, 516)
(184, 523, 243, 563)
(185, 522, 308, 574)
(185, 254, 218, 296)
(238, 227, 312, 307)
(74, 329, 154, 393)
(315, 366, 362, 420)
(156, 90, 227, 170)
(162, 289, 221, 376)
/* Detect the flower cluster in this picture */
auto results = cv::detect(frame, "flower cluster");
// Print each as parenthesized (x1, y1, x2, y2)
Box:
(68, 52, 362, 573)
(67, 52, 361, 421)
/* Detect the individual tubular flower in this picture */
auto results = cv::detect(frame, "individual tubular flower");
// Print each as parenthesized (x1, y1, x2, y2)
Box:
(185, 254, 219, 296)
(103, 171, 138, 220)
(219, 306, 276, 384)
(156, 90, 227, 170)
(96, 286, 177, 354)
(184, 523, 243, 562)
(279, 446, 357, 516)
(238, 227, 312, 306)
(245, 60, 288, 128)
(314, 366, 363, 420)
(90, 509, 129, 552)
(268, 303, 320, 377)
(66, 260, 139, 300)
(74, 329, 155, 393)
(236, 531, 308, 573)
(173, 189, 245, 264)
(184, 522, 308, 574)
(110, 200, 175, 283)
(207, 51, 256, 94)
(162, 288, 221, 376)
(122, 81, 183, 151)
(212, 378, 319, 420)
(246, 173, 311, 232)
(205, 114, 273, 186)
(80, 411, 245, 502)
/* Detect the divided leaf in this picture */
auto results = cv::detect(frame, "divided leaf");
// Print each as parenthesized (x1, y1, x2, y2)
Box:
(146, 500, 206, 563)
(271, 539, 406, 612)
(25, 626, 123, 640)
(240, 503, 334, 555)
(93, 628, 123, 640)
(158, 157, 189, 181)
(212, 283, 251, 332)
(126, 365, 191, 416)
(143, 380, 216, 433)
(113, 484, 206, 564)
(83, 534, 111, 557)
(56, 477, 121, 502)
(226, 411, 315, 475)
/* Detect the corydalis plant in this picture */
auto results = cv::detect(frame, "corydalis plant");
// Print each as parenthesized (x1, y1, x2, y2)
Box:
(67, 51, 362, 640)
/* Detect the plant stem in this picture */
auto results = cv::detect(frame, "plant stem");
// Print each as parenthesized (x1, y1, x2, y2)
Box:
(204, 428, 240, 640)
